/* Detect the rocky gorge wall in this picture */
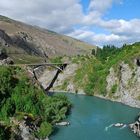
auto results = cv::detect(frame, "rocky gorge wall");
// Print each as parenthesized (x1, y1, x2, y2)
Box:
(38, 59, 140, 137)
(105, 60, 140, 108)
(38, 59, 140, 108)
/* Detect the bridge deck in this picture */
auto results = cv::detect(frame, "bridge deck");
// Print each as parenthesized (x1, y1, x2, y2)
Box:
(0, 63, 69, 67)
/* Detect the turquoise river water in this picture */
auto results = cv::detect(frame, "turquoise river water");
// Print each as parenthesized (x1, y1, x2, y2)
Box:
(50, 94, 140, 140)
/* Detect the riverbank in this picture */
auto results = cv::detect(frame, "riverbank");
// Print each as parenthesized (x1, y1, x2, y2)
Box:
(49, 90, 140, 109)
(95, 94, 140, 109)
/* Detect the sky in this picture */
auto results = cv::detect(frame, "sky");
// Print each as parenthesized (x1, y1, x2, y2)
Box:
(0, 0, 140, 47)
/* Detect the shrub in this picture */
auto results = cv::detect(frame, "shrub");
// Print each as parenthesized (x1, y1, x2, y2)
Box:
(0, 67, 71, 138)
(111, 84, 118, 94)
(35, 122, 53, 139)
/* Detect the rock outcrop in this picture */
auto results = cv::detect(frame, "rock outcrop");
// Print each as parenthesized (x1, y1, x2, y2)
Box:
(55, 121, 70, 126)
(10, 115, 50, 140)
(0, 57, 14, 65)
(38, 63, 79, 93)
(0, 29, 12, 47)
(0, 49, 14, 65)
(129, 116, 140, 137)
(105, 61, 140, 108)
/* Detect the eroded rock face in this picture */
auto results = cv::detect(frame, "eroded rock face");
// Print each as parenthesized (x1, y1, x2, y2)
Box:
(53, 64, 78, 90)
(38, 63, 79, 92)
(0, 57, 14, 65)
(129, 116, 140, 137)
(106, 67, 118, 93)
(130, 122, 140, 136)
(19, 121, 35, 140)
(120, 62, 133, 87)
(67, 83, 75, 92)
(106, 61, 140, 108)
(10, 116, 48, 140)
(0, 29, 12, 47)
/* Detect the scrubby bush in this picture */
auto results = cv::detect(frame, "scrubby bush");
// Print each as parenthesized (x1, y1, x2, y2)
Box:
(0, 67, 71, 139)
(35, 122, 53, 138)
(111, 84, 118, 94)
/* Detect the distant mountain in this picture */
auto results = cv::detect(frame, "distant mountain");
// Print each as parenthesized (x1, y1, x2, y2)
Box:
(0, 15, 96, 63)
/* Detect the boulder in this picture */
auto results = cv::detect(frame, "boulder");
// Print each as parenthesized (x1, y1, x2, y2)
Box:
(114, 123, 124, 127)
(0, 57, 14, 65)
(129, 119, 140, 136)
(56, 121, 70, 126)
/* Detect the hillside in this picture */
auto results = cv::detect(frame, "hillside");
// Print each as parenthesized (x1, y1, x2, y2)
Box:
(0, 15, 96, 63)
(44, 43, 140, 108)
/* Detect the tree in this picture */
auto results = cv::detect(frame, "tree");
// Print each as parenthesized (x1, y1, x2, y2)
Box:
(91, 49, 96, 55)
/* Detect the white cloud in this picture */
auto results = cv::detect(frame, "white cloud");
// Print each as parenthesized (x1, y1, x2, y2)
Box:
(0, 0, 140, 46)
(89, 0, 113, 14)
(111, 19, 140, 35)
(68, 26, 140, 47)
(0, 0, 83, 33)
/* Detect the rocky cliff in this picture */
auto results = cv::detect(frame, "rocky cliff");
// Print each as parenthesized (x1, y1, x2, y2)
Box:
(105, 60, 140, 108)
(129, 115, 140, 137)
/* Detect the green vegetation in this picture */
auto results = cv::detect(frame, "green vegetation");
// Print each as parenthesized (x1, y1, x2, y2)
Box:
(95, 45, 121, 62)
(74, 43, 140, 96)
(60, 80, 69, 90)
(0, 15, 12, 23)
(0, 67, 71, 139)
(10, 54, 44, 64)
(109, 84, 118, 97)
(35, 122, 53, 139)
(0, 45, 44, 64)
(111, 84, 118, 94)
(50, 56, 63, 63)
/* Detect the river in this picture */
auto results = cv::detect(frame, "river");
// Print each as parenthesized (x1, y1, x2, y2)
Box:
(50, 93, 140, 140)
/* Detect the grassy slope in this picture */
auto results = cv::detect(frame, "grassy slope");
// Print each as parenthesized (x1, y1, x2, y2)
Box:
(72, 43, 140, 96)
(0, 45, 44, 64)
